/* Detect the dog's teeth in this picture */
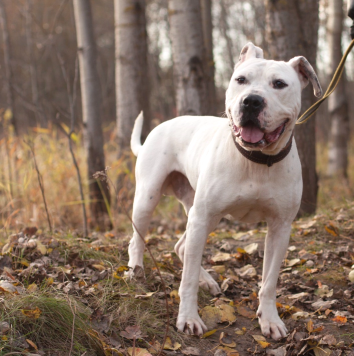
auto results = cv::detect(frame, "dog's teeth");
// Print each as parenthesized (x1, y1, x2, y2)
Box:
(259, 139, 265, 145)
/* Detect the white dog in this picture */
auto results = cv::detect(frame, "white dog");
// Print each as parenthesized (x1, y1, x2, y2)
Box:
(127, 43, 322, 340)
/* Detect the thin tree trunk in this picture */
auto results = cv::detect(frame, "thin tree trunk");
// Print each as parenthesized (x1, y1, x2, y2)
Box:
(26, 0, 45, 127)
(200, 0, 216, 116)
(327, 0, 349, 177)
(0, 0, 18, 135)
(220, 0, 234, 77)
(168, 0, 207, 116)
(265, 0, 320, 215)
(114, 0, 151, 150)
(73, 0, 111, 230)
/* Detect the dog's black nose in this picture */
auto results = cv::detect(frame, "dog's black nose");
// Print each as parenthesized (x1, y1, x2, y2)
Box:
(242, 95, 264, 111)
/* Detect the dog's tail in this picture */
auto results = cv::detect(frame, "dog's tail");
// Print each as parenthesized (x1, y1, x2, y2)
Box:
(130, 111, 144, 156)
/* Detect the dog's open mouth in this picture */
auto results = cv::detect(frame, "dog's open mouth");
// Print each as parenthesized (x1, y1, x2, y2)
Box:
(231, 120, 288, 146)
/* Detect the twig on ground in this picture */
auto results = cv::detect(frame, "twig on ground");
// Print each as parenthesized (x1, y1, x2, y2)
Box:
(24, 140, 52, 232)
(95, 167, 170, 356)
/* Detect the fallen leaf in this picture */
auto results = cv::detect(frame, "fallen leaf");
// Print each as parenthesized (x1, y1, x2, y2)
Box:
(0, 281, 23, 294)
(236, 305, 256, 319)
(27, 283, 37, 292)
(202, 329, 217, 338)
(285, 258, 301, 267)
(332, 315, 347, 324)
(320, 334, 337, 346)
(135, 291, 157, 299)
(235, 264, 257, 278)
(252, 335, 270, 348)
(120, 325, 146, 339)
(211, 252, 231, 263)
(212, 265, 226, 274)
(170, 289, 180, 303)
(291, 311, 310, 320)
(307, 319, 314, 333)
(235, 327, 247, 335)
(215, 346, 240, 356)
(325, 225, 338, 237)
(127, 347, 152, 356)
(244, 243, 258, 254)
(315, 285, 333, 298)
(313, 346, 331, 356)
(26, 339, 38, 350)
(181, 346, 200, 355)
(36, 240, 47, 255)
(163, 337, 181, 350)
(311, 299, 337, 311)
(218, 304, 237, 324)
(21, 307, 41, 319)
(219, 332, 236, 347)
(92, 264, 106, 271)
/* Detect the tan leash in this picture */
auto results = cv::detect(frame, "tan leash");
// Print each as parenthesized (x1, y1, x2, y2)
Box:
(296, 38, 354, 125)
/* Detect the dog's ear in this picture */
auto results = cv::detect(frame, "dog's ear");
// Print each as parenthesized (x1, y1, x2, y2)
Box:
(288, 56, 322, 98)
(236, 42, 264, 68)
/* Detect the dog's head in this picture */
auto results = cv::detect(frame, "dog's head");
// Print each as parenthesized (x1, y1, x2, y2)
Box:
(225, 42, 322, 155)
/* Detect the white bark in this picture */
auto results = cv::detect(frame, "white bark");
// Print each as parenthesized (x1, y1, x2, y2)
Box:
(114, 0, 150, 150)
(327, 0, 349, 177)
(168, 0, 207, 116)
(73, 0, 110, 229)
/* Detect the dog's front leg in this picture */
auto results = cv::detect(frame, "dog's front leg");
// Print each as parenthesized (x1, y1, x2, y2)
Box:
(176, 206, 220, 336)
(257, 220, 291, 340)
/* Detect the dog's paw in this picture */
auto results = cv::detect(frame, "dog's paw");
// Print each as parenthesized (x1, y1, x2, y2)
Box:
(125, 265, 145, 282)
(176, 313, 208, 336)
(257, 304, 288, 340)
(199, 269, 221, 295)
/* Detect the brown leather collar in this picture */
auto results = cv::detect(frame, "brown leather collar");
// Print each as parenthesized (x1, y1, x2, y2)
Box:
(233, 134, 293, 167)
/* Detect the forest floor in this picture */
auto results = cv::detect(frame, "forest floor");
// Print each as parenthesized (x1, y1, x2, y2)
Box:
(1, 200, 354, 356)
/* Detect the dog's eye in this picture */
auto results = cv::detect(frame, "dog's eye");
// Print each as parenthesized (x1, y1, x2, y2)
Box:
(236, 76, 247, 84)
(273, 80, 288, 89)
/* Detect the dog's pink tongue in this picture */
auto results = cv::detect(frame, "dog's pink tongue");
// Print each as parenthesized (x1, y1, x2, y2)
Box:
(240, 126, 264, 143)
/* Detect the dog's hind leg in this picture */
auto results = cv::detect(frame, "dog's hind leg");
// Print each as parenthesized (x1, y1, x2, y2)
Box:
(128, 186, 161, 274)
(174, 232, 221, 295)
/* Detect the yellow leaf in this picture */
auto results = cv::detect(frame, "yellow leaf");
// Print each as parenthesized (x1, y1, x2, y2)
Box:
(27, 283, 37, 292)
(36, 241, 47, 255)
(325, 225, 338, 237)
(116, 265, 130, 273)
(19, 258, 30, 267)
(219, 332, 237, 347)
(236, 247, 246, 254)
(4, 108, 12, 121)
(163, 337, 181, 351)
(170, 290, 180, 303)
(21, 307, 41, 319)
(252, 335, 270, 348)
(1, 335, 8, 341)
(202, 329, 217, 338)
(219, 304, 237, 324)
(46, 277, 54, 285)
(26, 339, 38, 350)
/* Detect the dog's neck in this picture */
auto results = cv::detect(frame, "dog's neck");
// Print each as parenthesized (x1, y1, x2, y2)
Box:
(230, 125, 293, 167)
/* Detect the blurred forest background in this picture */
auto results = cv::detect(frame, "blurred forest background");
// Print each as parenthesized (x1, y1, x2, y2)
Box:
(0, 0, 353, 234)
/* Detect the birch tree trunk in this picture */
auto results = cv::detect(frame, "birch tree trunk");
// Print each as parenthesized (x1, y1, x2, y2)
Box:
(26, 0, 44, 127)
(265, 0, 320, 215)
(73, 0, 110, 230)
(168, 0, 207, 116)
(327, 0, 349, 177)
(0, 0, 18, 135)
(200, 0, 216, 115)
(114, 0, 150, 150)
